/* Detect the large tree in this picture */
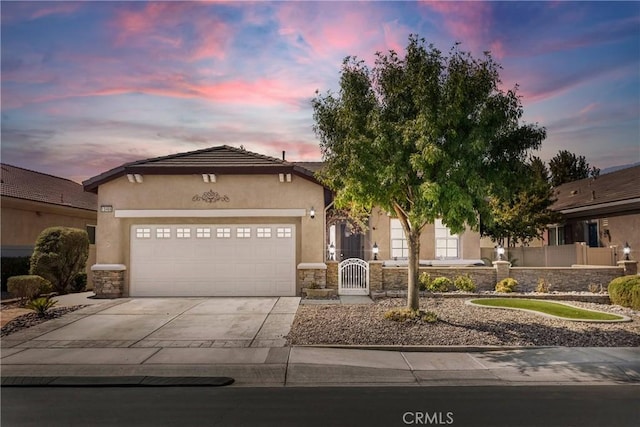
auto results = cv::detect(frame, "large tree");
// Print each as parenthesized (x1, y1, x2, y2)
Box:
(482, 156, 559, 247)
(312, 36, 546, 310)
(549, 149, 600, 186)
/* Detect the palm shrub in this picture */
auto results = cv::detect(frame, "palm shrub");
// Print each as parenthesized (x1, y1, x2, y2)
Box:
(454, 274, 476, 292)
(608, 275, 640, 310)
(26, 296, 58, 317)
(7, 275, 52, 305)
(30, 227, 89, 294)
(495, 278, 518, 293)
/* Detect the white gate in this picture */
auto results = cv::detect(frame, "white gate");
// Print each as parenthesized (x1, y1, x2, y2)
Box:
(338, 258, 369, 295)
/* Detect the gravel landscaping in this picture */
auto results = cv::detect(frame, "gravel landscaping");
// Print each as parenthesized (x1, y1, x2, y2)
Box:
(0, 305, 87, 338)
(286, 297, 640, 347)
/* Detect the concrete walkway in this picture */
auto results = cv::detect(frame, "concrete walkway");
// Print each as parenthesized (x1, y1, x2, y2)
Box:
(1, 293, 639, 387)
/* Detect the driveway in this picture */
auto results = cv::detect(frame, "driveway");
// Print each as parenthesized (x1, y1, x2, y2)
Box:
(3, 296, 301, 349)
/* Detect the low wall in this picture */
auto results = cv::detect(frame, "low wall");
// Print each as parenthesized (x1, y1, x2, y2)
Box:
(509, 267, 622, 292)
(381, 267, 496, 291)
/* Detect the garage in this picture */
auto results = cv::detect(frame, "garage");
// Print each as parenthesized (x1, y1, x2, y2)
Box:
(130, 224, 296, 297)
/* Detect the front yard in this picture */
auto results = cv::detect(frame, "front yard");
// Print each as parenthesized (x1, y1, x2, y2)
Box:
(286, 297, 640, 347)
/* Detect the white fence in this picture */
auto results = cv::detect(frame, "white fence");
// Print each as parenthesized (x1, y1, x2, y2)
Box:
(338, 258, 369, 295)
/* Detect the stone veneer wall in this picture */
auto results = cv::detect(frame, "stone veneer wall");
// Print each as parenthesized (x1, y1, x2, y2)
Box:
(297, 267, 327, 290)
(509, 267, 623, 292)
(91, 265, 126, 298)
(381, 267, 497, 291)
(326, 261, 338, 290)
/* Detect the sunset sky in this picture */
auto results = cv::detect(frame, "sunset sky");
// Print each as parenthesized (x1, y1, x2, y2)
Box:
(1, 1, 639, 183)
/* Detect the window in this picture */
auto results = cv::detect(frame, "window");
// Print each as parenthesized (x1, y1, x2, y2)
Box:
(136, 228, 151, 239)
(435, 219, 459, 259)
(390, 219, 408, 259)
(237, 227, 251, 238)
(216, 228, 231, 238)
(196, 228, 211, 238)
(548, 225, 565, 246)
(176, 228, 191, 238)
(156, 228, 171, 239)
(257, 227, 272, 238)
(276, 227, 292, 238)
(86, 225, 96, 244)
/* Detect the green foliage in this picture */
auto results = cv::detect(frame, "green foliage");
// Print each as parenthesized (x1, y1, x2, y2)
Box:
(535, 277, 551, 293)
(428, 276, 453, 292)
(587, 283, 603, 294)
(418, 273, 431, 291)
(384, 307, 438, 323)
(7, 275, 52, 304)
(71, 272, 88, 293)
(549, 150, 600, 187)
(1, 256, 31, 291)
(25, 296, 58, 317)
(312, 35, 546, 310)
(608, 275, 640, 310)
(471, 298, 623, 321)
(30, 227, 90, 295)
(482, 156, 559, 246)
(454, 274, 476, 292)
(495, 278, 518, 293)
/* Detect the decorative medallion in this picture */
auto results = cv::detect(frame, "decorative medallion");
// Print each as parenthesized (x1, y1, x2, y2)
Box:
(192, 190, 230, 203)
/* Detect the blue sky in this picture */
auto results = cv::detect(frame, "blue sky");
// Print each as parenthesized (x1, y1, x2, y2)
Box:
(1, 1, 639, 183)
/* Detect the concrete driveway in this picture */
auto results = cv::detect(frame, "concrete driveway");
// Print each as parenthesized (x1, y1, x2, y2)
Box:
(4, 296, 300, 349)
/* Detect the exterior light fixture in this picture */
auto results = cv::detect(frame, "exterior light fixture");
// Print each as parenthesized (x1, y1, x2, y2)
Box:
(100, 205, 113, 213)
(496, 245, 505, 261)
(372, 242, 379, 260)
(623, 242, 631, 261)
(328, 242, 336, 260)
(309, 207, 315, 219)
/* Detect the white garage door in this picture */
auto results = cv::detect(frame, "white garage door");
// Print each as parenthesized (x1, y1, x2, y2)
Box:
(130, 224, 296, 297)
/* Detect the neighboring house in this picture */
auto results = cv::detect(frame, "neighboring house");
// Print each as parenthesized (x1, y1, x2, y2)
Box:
(548, 165, 640, 258)
(84, 146, 482, 297)
(1, 164, 98, 289)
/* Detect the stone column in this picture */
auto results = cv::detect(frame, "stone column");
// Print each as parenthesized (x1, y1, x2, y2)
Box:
(369, 261, 384, 292)
(296, 263, 327, 289)
(91, 264, 126, 298)
(326, 261, 339, 290)
(492, 260, 511, 283)
(617, 260, 638, 276)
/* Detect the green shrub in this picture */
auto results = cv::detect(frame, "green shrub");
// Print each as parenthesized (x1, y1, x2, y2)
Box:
(30, 227, 89, 294)
(70, 272, 88, 293)
(384, 307, 437, 323)
(1, 256, 31, 292)
(25, 296, 58, 317)
(428, 277, 452, 292)
(608, 275, 640, 310)
(536, 277, 551, 293)
(453, 274, 476, 292)
(495, 278, 518, 293)
(418, 273, 431, 291)
(7, 275, 52, 304)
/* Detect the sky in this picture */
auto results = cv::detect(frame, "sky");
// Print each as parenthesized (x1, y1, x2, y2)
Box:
(1, 1, 639, 183)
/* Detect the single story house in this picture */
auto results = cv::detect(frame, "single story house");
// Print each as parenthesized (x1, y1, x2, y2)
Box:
(547, 164, 640, 259)
(83, 145, 481, 297)
(1, 164, 97, 289)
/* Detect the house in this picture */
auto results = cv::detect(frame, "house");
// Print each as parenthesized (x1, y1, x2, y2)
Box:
(547, 165, 640, 259)
(1, 164, 97, 288)
(83, 145, 482, 298)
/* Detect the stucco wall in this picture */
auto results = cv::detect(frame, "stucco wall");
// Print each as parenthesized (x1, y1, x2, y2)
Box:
(94, 173, 326, 295)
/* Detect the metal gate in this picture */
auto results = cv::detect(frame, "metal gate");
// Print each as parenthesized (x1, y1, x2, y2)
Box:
(338, 258, 369, 295)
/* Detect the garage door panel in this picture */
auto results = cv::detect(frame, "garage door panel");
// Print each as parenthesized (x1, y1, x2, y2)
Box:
(130, 224, 296, 297)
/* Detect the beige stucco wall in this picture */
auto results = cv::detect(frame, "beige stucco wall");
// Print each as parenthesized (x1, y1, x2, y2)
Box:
(94, 173, 326, 295)
(368, 206, 481, 260)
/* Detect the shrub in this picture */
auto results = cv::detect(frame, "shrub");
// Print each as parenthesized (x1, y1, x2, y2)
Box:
(587, 283, 602, 294)
(536, 278, 551, 293)
(427, 276, 452, 292)
(384, 307, 437, 323)
(26, 296, 58, 317)
(70, 272, 88, 293)
(1, 256, 31, 292)
(453, 274, 476, 292)
(418, 273, 431, 291)
(7, 275, 52, 304)
(608, 275, 640, 310)
(30, 227, 89, 294)
(495, 278, 518, 293)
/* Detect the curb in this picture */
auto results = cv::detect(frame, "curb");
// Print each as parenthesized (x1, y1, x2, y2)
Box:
(1, 376, 235, 387)
(294, 344, 554, 352)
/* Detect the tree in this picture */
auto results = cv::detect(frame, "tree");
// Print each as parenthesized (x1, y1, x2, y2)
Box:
(30, 227, 89, 294)
(482, 156, 560, 247)
(312, 36, 546, 310)
(549, 150, 600, 186)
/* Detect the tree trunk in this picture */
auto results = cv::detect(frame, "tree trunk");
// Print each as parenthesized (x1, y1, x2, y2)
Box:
(407, 229, 421, 311)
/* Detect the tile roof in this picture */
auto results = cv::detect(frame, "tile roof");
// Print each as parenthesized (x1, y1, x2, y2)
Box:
(83, 145, 323, 193)
(1, 164, 97, 211)
(294, 162, 325, 173)
(551, 165, 640, 212)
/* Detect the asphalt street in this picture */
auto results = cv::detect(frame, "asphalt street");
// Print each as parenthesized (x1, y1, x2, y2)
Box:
(2, 385, 639, 427)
